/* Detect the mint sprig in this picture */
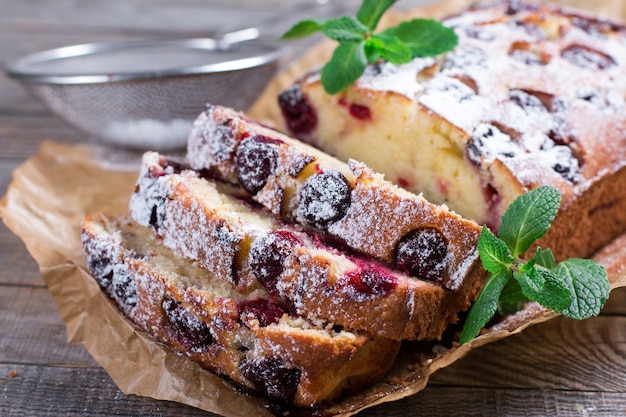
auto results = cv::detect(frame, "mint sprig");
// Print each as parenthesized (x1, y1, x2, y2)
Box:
(281, 0, 458, 94)
(459, 186, 611, 344)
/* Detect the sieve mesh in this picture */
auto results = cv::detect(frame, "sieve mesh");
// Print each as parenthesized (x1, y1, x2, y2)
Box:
(8, 36, 283, 151)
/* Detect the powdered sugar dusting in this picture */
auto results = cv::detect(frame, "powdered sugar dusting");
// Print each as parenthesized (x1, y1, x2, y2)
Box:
(82, 215, 399, 405)
(186, 105, 484, 295)
(316, 2, 626, 197)
(187, 105, 239, 181)
(327, 169, 481, 291)
(357, 59, 434, 99)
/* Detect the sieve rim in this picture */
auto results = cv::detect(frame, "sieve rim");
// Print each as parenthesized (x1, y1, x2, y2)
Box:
(5, 38, 287, 85)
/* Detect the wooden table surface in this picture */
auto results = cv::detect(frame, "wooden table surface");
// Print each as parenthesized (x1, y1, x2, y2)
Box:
(1, 1, 625, 416)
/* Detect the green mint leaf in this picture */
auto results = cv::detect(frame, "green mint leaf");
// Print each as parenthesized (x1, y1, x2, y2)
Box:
(513, 267, 572, 312)
(356, 0, 397, 30)
(460, 271, 511, 344)
(281, 1, 457, 95)
(532, 246, 556, 269)
(366, 33, 412, 64)
(364, 41, 381, 63)
(498, 186, 561, 258)
(464, 185, 609, 343)
(281, 19, 324, 40)
(477, 225, 514, 274)
(555, 259, 610, 320)
(499, 278, 527, 304)
(381, 18, 458, 57)
(322, 16, 368, 42)
(497, 278, 528, 315)
(321, 41, 367, 94)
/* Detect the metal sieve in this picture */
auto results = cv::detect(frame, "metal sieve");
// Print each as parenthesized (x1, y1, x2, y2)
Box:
(6, 29, 287, 151)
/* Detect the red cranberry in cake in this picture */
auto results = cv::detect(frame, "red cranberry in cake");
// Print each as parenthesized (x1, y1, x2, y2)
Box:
(86, 252, 114, 290)
(567, 13, 622, 35)
(504, 1, 538, 15)
(348, 103, 371, 120)
(466, 123, 519, 166)
(543, 144, 581, 183)
(184, 106, 484, 297)
(249, 230, 303, 297)
(162, 297, 213, 353)
(338, 98, 372, 120)
(509, 89, 549, 112)
(276, 1, 626, 265)
(82, 215, 401, 408)
(340, 266, 398, 300)
(278, 85, 317, 136)
(298, 170, 352, 229)
(508, 45, 545, 66)
(235, 135, 281, 194)
(560, 45, 615, 70)
(84, 246, 137, 309)
(238, 298, 286, 327)
(112, 267, 137, 308)
(240, 357, 301, 403)
(395, 227, 448, 284)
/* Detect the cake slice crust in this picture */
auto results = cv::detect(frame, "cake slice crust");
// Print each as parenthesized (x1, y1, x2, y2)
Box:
(81, 214, 401, 407)
(187, 104, 486, 298)
(130, 152, 469, 341)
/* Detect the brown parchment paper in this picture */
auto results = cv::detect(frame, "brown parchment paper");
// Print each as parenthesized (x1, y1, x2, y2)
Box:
(2, 1, 626, 416)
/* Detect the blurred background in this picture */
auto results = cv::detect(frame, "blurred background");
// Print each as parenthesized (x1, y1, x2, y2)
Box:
(1, 0, 437, 113)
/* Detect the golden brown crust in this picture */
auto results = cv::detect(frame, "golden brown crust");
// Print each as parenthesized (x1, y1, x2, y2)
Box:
(129, 152, 469, 341)
(81, 214, 401, 408)
(281, 1, 626, 262)
(187, 104, 486, 295)
(291, 249, 463, 341)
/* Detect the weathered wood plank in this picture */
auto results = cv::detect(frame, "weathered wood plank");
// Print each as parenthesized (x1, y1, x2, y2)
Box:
(0, 114, 86, 160)
(2, 363, 626, 417)
(0, 285, 94, 365)
(429, 314, 626, 391)
(0, 230, 43, 287)
(0, 364, 219, 417)
(360, 386, 626, 417)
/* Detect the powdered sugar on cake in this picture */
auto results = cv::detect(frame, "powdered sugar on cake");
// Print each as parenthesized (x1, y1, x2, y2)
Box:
(127, 152, 474, 341)
(334, 2, 626, 191)
(185, 105, 485, 298)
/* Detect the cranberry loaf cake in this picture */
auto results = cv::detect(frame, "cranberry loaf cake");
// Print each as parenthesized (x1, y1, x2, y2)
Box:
(81, 214, 401, 407)
(186, 103, 485, 298)
(130, 151, 466, 341)
(278, 1, 626, 261)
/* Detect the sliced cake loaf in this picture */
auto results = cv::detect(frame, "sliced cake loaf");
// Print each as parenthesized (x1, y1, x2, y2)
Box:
(186, 103, 485, 298)
(277, 0, 626, 261)
(81, 214, 401, 407)
(129, 152, 467, 341)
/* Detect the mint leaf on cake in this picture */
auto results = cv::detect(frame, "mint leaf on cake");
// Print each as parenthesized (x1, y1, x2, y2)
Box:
(460, 186, 610, 344)
(281, 0, 458, 94)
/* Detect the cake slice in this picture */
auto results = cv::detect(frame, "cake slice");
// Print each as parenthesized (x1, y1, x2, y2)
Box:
(186, 103, 485, 298)
(129, 152, 468, 341)
(81, 214, 400, 407)
(277, 0, 626, 261)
